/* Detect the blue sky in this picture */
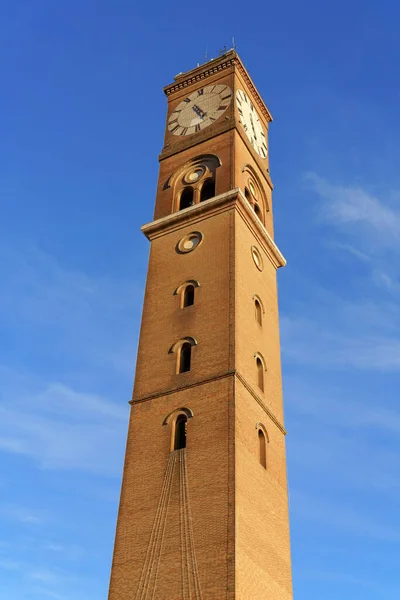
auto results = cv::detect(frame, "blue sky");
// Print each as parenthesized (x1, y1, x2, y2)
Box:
(1, 0, 400, 598)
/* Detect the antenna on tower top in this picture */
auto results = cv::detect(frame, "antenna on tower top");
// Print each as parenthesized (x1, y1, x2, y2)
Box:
(232, 37, 237, 50)
(204, 45, 208, 63)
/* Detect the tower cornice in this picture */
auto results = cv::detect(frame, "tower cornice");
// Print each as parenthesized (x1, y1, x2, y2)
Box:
(163, 51, 273, 125)
(141, 189, 286, 270)
(130, 370, 287, 436)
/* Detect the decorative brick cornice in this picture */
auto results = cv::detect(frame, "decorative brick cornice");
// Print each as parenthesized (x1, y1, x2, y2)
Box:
(163, 51, 273, 124)
(234, 57, 273, 123)
(164, 54, 236, 96)
(141, 188, 286, 270)
(130, 369, 286, 435)
(234, 371, 287, 435)
(131, 370, 235, 405)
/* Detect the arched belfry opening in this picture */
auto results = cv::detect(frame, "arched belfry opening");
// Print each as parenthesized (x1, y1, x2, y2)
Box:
(241, 164, 270, 226)
(179, 187, 194, 210)
(166, 154, 221, 213)
(200, 179, 215, 202)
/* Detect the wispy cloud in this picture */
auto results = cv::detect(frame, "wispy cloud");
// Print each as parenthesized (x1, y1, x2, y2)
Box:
(281, 313, 400, 371)
(306, 172, 400, 240)
(0, 370, 127, 473)
(0, 242, 140, 376)
(291, 490, 400, 543)
(0, 242, 135, 473)
(281, 174, 400, 371)
(0, 555, 82, 600)
(299, 569, 376, 588)
(0, 559, 21, 571)
(0, 505, 45, 525)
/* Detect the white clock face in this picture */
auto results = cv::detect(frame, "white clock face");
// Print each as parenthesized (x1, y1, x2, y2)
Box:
(236, 89, 267, 159)
(168, 84, 232, 137)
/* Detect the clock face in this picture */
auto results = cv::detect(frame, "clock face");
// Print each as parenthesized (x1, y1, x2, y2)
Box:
(236, 89, 268, 159)
(168, 84, 232, 137)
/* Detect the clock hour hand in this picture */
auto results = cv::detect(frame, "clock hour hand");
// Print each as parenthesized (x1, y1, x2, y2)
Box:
(192, 104, 207, 119)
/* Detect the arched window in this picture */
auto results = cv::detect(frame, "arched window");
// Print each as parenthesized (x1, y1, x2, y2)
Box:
(258, 429, 267, 469)
(255, 298, 262, 326)
(200, 178, 215, 202)
(254, 202, 262, 220)
(256, 356, 264, 391)
(162, 407, 194, 452)
(174, 280, 200, 309)
(169, 337, 197, 374)
(179, 187, 194, 210)
(241, 165, 270, 226)
(174, 414, 187, 450)
(183, 284, 195, 307)
(179, 342, 192, 373)
(168, 154, 221, 213)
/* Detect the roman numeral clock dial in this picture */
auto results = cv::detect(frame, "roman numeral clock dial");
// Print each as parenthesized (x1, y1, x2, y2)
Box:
(236, 89, 268, 159)
(167, 84, 233, 136)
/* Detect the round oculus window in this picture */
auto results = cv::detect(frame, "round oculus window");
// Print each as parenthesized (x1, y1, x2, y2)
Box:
(249, 180, 257, 198)
(251, 245, 264, 271)
(185, 167, 205, 184)
(177, 232, 203, 254)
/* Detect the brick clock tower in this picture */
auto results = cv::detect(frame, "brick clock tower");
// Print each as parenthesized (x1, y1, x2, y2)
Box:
(108, 51, 293, 600)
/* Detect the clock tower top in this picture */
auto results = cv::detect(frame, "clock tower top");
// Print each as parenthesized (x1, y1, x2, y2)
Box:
(154, 51, 276, 237)
(161, 51, 272, 169)
(164, 50, 272, 121)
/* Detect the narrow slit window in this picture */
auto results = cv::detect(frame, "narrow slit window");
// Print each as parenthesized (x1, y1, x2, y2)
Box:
(180, 187, 194, 210)
(174, 415, 187, 450)
(183, 284, 195, 307)
(256, 357, 264, 391)
(258, 429, 267, 469)
(179, 343, 192, 373)
(255, 299, 262, 326)
(200, 179, 215, 202)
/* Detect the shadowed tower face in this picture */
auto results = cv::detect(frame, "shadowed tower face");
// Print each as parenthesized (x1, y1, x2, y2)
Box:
(107, 51, 293, 600)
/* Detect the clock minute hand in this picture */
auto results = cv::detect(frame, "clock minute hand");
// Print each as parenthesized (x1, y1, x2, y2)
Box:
(250, 114, 257, 140)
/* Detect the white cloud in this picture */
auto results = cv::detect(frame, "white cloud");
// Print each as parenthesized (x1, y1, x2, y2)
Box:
(29, 568, 64, 584)
(281, 174, 400, 371)
(306, 172, 400, 240)
(40, 541, 84, 558)
(0, 242, 140, 375)
(0, 370, 127, 474)
(0, 559, 21, 571)
(299, 569, 375, 587)
(0, 505, 45, 525)
(291, 490, 400, 543)
(0, 243, 135, 472)
(281, 312, 400, 371)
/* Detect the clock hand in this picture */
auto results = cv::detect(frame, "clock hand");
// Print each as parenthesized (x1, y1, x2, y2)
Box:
(192, 104, 207, 119)
(250, 114, 257, 140)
